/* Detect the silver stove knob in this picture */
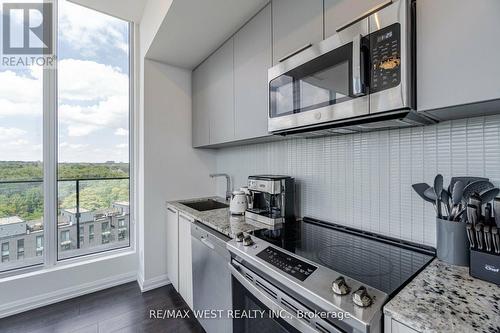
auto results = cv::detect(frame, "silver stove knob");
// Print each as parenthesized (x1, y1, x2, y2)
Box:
(352, 286, 373, 307)
(243, 235, 253, 246)
(332, 276, 350, 295)
(235, 232, 244, 242)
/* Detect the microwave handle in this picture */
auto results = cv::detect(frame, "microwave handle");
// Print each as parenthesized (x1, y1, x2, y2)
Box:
(352, 34, 367, 97)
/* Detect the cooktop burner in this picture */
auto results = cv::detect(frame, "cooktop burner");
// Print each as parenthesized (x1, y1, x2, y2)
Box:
(253, 217, 435, 296)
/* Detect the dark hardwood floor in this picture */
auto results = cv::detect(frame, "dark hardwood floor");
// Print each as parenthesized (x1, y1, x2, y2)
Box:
(0, 282, 205, 333)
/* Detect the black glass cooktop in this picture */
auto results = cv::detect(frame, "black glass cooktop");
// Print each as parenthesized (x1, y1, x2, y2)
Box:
(252, 217, 435, 296)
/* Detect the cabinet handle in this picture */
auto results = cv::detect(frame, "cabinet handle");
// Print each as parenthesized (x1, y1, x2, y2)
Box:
(336, 0, 393, 32)
(200, 236, 215, 250)
(278, 43, 312, 63)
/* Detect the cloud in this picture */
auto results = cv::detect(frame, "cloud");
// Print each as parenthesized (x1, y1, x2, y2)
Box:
(0, 127, 41, 161)
(114, 128, 128, 136)
(58, 59, 128, 102)
(59, 94, 128, 137)
(60, 142, 89, 149)
(0, 69, 43, 117)
(116, 144, 128, 149)
(57, 58, 129, 137)
(0, 127, 27, 140)
(58, 1, 129, 56)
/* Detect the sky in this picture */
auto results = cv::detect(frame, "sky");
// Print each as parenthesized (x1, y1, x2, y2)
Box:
(0, 0, 130, 163)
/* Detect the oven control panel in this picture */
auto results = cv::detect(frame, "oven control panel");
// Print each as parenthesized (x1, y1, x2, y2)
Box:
(370, 23, 401, 93)
(256, 246, 317, 281)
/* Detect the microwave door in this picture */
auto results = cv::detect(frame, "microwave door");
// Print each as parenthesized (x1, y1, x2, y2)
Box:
(268, 20, 370, 133)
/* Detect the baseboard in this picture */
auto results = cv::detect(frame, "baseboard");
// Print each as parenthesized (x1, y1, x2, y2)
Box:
(0, 271, 137, 319)
(137, 272, 170, 292)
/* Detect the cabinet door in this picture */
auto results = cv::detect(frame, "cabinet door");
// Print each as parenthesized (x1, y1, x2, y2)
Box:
(166, 206, 179, 291)
(234, 4, 272, 140)
(178, 213, 193, 309)
(207, 39, 235, 144)
(192, 62, 210, 147)
(324, 0, 386, 38)
(272, 0, 323, 65)
(417, 0, 500, 112)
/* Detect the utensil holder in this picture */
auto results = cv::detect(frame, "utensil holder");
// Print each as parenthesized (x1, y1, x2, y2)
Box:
(436, 218, 469, 266)
(470, 250, 500, 285)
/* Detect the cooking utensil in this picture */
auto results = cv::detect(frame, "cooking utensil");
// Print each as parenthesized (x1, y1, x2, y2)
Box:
(451, 181, 465, 206)
(434, 174, 444, 218)
(484, 225, 492, 252)
(484, 203, 492, 226)
(424, 187, 437, 201)
(412, 183, 435, 204)
(492, 226, 500, 254)
(495, 198, 500, 228)
(448, 176, 488, 194)
(475, 223, 484, 250)
(479, 188, 500, 205)
(466, 224, 476, 249)
(469, 193, 482, 222)
(466, 204, 478, 226)
(462, 180, 494, 204)
(441, 190, 451, 217)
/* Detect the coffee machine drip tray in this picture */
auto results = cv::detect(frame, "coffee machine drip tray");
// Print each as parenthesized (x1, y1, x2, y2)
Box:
(245, 210, 284, 227)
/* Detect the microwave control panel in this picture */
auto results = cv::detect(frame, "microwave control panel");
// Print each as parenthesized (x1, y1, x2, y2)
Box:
(370, 23, 401, 93)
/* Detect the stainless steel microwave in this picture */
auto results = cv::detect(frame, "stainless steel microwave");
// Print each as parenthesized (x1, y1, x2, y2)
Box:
(268, 0, 433, 135)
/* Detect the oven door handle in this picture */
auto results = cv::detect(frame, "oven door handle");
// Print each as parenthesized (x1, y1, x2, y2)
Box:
(229, 262, 338, 333)
(352, 34, 367, 97)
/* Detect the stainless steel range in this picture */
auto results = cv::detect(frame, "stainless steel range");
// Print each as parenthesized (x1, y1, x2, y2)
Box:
(227, 218, 434, 333)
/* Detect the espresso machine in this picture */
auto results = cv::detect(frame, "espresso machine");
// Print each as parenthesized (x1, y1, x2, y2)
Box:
(246, 175, 295, 226)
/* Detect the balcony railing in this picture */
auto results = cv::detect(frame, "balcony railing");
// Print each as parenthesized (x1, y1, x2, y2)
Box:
(0, 177, 130, 266)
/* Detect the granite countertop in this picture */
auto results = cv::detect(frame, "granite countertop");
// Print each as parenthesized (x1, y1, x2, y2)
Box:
(384, 259, 500, 333)
(166, 196, 271, 238)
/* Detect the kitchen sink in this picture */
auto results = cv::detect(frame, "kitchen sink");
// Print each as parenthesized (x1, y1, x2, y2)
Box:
(181, 199, 228, 212)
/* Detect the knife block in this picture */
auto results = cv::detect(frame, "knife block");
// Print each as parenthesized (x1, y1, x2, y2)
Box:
(470, 250, 500, 285)
(436, 218, 469, 266)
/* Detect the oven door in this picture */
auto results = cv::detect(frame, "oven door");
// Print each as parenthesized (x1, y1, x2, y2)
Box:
(230, 260, 343, 333)
(268, 20, 370, 134)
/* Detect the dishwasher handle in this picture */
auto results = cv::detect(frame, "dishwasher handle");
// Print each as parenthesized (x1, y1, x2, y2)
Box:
(200, 236, 215, 250)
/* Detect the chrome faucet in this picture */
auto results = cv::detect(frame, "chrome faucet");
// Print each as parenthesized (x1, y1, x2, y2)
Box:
(210, 173, 232, 201)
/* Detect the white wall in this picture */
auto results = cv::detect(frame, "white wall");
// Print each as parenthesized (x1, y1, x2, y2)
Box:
(138, 60, 216, 289)
(215, 115, 500, 247)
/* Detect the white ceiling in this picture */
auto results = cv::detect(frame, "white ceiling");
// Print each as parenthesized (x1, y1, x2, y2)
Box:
(68, 0, 147, 23)
(146, 0, 269, 69)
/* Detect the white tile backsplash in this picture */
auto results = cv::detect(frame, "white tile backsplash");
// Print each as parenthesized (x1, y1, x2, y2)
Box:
(215, 115, 500, 246)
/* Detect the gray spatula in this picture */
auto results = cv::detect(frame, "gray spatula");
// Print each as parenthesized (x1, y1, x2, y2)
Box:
(412, 183, 434, 204)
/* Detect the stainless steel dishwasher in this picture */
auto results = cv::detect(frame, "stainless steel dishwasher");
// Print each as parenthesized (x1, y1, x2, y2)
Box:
(191, 221, 232, 333)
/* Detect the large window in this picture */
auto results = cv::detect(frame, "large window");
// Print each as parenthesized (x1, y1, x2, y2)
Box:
(0, 0, 132, 272)
(56, 0, 130, 260)
(0, 0, 45, 272)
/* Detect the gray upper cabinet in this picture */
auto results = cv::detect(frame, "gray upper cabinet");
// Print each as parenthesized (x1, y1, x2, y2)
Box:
(192, 60, 210, 147)
(417, 0, 500, 116)
(272, 0, 323, 65)
(207, 38, 235, 145)
(234, 5, 272, 141)
(324, 0, 387, 38)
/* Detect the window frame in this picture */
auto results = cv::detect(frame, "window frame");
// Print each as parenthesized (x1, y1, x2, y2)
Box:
(0, 0, 135, 278)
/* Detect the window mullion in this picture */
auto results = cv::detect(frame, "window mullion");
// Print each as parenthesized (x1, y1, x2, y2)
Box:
(43, 0, 58, 267)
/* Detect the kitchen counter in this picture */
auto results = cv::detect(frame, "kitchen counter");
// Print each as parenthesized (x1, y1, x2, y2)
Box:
(166, 197, 271, 238)
(384, 259, 500, 333)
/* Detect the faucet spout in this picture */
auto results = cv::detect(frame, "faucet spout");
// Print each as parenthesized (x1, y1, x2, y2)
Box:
(209, 173, 232, 201)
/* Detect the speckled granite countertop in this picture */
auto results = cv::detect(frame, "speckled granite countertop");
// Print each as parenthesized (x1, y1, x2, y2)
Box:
(384, 259, 500, 333)
(166, 197, 271, 238)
